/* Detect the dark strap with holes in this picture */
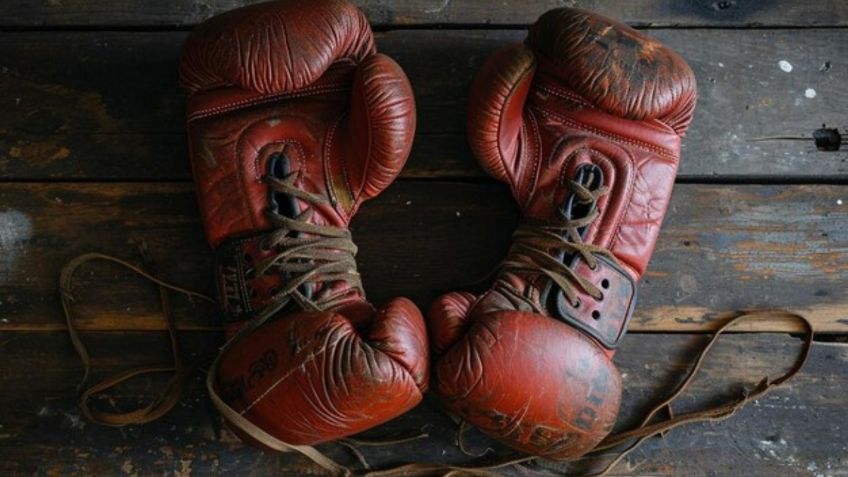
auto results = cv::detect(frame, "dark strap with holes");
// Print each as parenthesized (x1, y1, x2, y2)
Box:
(553, 254, 636, 348)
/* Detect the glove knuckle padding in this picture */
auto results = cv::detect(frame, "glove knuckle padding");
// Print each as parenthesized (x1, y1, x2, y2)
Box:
(527, 8, 697, 134)
(179, 0, 375, 95)
(347, 53, 417, 200)
(436, 312, 621, 458)
(217, 311, 425, 445)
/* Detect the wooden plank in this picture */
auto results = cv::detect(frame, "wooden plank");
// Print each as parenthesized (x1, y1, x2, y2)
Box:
(0, 331, 843, 476)
(1, 29, 846, 181)
(3, 0, 848, 28)
(0, 182, 846, 333)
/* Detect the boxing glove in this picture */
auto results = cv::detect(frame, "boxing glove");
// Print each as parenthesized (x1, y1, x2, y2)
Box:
(429, 8, 696, 459)
(179, 0, 427, 456)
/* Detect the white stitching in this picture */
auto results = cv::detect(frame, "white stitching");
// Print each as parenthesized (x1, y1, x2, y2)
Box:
(537, 84, 593, 108)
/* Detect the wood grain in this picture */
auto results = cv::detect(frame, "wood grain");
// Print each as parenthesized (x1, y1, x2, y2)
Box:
(0, 182, 845, 333)
(0, 331, 840, 476)
(3, 0, 848, 27)
(1, 29, 846, 181)
(2, 0, 845, 474)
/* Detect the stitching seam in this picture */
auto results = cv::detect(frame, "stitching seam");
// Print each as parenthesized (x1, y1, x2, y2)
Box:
(534, 108, 676, 160)
(188, 84, 349, 121)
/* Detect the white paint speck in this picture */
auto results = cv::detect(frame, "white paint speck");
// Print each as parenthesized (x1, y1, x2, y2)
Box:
(718, 62, 725, 68)
(837, 199, 843, 205)
(423, 0, 450, 14)
(455, 211, 461, 217)
(62, 411, 86, 430)
(805, 88, 817, 98)
(779, 60, 793, 73)
(405, 201, 412, 206)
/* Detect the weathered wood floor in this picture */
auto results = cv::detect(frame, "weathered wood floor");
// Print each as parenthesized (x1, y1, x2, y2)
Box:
(1, 1, 847, 476)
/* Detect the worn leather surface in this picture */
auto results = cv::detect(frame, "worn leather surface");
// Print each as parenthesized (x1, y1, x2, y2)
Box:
(217, 298, 428, 445)
(430, 8, 696, 459)
(180, 0, 426, 446)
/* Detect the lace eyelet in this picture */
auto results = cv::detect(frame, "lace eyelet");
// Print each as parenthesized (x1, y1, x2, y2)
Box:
(572, 299, 581, 309)
(600, 278, 610, 289)
(259, 239, 271, 252)
(591, 310, 601, 320)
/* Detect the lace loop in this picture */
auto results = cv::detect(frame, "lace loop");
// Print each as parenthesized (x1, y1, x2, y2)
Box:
(60, 251, 216, 427)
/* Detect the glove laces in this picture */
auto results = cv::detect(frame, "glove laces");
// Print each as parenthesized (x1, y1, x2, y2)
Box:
(252, 170, 363, 319)
(498, 176, 616, 308)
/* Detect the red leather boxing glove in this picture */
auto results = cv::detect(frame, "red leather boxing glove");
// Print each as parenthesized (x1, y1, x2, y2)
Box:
(429, 8, 696, 459)
(179, 0, 427, 454)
